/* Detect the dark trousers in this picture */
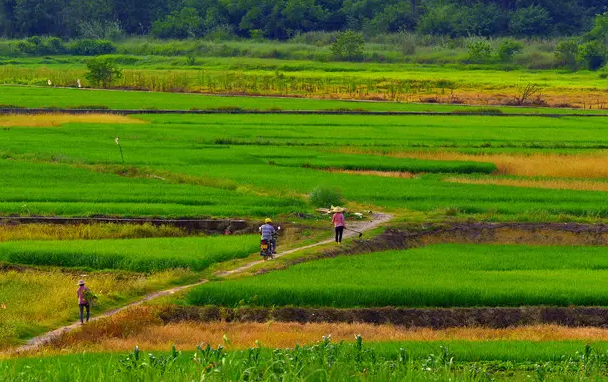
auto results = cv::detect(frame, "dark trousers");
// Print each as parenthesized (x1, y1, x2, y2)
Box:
(79, 303, 90, 323)
(335, 226, 344, 243)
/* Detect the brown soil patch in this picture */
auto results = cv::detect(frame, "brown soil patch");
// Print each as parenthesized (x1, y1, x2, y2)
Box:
(337, 149, 608, 179)
(0, 114, 145, 127)
(446, 177, 608, 192)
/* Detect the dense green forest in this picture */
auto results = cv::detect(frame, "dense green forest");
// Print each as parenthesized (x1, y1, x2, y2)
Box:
(0, 0, 606, 39)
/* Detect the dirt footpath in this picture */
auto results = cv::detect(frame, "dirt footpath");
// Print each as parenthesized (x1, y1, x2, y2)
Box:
(10, 212, 392, 354)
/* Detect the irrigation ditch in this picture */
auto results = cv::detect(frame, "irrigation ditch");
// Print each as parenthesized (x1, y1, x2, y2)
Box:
(158, 305, 608, 329)
(0, 216, 250, 234)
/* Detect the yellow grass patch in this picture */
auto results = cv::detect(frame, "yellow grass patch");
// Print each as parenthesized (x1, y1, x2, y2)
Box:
(0, 114, 146, 127)
(446, 177, 608, 192)
(324, 169, 415, 178)
(0, 270, 192, 350)
(338, 148, 608, 178)
(45, 308, 608, 353)
(0, 223, 185, 242)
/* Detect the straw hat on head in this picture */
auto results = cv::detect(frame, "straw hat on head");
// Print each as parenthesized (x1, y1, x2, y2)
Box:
(78, 280, 85, 286)
(265, 218, 272, 223)
(331, 206, 346, 213)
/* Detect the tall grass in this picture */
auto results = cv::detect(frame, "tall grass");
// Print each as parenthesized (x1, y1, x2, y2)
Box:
(188, 244, 608, 308)
(0, 268, 193, 347)
(0, 223, 187, 241)
(0, 235, 258, 272)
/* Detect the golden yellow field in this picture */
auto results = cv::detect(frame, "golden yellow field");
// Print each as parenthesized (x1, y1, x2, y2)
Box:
(0, 114, 145, 127)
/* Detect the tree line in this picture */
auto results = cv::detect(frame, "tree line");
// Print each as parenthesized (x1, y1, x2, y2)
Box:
(0, 0, 606, 40)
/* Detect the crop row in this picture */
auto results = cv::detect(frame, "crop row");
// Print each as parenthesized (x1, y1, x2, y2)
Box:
(188, 244, 608, 308)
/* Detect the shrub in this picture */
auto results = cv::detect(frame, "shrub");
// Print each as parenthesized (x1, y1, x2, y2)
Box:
(185, 54, 197, 66)
(309, 186, 343, 208)
(496, 39, 523, 62)
(330, 31, 365, 61)
(555, 39, 580, 70)
(466, 40, 492, 63)
(85, 57, 123, 88)
(578, 41, 607, 71)
(69, 39, 116, 56)
(16, 36, 66, 55)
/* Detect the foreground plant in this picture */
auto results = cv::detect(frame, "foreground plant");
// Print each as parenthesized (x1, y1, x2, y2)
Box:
(6, 339, 608, 381)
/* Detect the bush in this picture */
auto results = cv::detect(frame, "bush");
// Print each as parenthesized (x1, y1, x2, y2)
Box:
(309, 187, 343, 208)
(16, 36, 66, 55)
(85, 57, 123, 87)
(555, 39, 580, 70)
(69, 39, 116, 56)
(496, 39, 523, 62)
(466, 40, 492, 63)
(330, 31, 365, 61)
(579, 41, 607, 71)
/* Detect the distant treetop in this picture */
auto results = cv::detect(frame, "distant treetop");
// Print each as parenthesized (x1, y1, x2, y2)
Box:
(0, 0, 605, 39)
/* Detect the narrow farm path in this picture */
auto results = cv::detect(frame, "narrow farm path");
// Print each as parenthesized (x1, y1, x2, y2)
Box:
(11, 212, 392, 354)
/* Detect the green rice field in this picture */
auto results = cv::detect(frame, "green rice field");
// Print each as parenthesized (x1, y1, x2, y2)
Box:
(0, 235, 258, 272)
(2, 111, 608, 220)
(188, 244, 608, 308)
(2, 85, 608, 114)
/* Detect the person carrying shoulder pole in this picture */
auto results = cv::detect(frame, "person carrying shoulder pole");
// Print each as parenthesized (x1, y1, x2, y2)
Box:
(77, 280, 90, 324)
(331, 207, 346, 243)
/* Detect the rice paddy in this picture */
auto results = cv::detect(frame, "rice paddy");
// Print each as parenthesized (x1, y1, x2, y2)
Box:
(188, 244, 608, 308)
(4, 77, 608, 380)
(0, 235, 258, 272)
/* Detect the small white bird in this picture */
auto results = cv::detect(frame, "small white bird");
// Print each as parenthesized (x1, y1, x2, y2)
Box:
(47, 79, 52, 86)
(77, 79, 81, 88)
(115, 137, 120, 145)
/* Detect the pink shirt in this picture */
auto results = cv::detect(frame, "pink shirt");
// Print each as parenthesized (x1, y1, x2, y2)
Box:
(77, 286, 89, 304)
(332, 213, 345, 227)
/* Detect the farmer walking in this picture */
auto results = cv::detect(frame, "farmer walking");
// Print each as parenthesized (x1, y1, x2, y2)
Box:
(77, 280, 90, 324)
(331, 207, 345, 243)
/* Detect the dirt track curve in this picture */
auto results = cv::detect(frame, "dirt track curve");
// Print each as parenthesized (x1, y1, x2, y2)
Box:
(10, 212, 392, 354)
